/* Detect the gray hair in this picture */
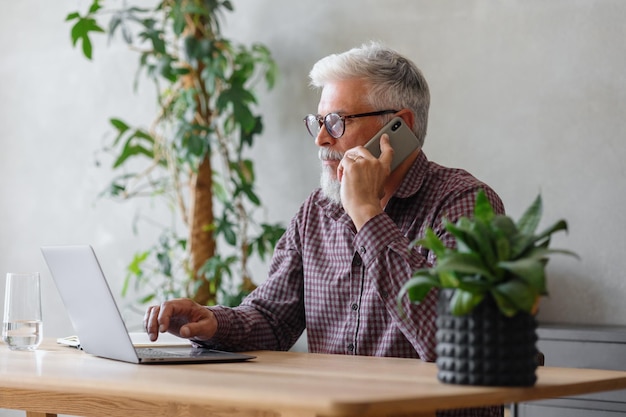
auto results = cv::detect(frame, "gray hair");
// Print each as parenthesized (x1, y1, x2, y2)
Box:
(309, 41, 430, 147)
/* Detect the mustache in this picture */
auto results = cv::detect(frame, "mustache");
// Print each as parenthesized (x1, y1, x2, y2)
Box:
(318, 147, 343, 161)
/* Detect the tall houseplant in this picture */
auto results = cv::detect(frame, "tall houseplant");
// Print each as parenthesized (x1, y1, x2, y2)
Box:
(66, 0, 285, 309)
(398, 189, 578, 386)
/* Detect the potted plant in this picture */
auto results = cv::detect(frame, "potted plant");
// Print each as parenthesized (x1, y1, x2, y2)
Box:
(398, 189, 578, 386)
(65, 0, 285, 311)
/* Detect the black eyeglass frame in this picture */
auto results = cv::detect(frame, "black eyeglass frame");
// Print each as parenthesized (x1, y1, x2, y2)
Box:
(303, 109, 398, 139)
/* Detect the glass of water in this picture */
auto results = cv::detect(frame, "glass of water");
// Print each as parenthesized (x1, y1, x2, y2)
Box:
(2, 272, 43, 351)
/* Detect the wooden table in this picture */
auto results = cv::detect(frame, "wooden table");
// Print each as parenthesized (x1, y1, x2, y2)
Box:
(2, 339, 626, 417)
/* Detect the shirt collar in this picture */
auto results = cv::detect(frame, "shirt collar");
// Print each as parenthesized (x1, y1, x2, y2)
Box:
(394, 151, 428, 199)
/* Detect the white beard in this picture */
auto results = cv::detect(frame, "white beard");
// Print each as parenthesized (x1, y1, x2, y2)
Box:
(318, 147, 343, 205)
(320, 166, 341, 205)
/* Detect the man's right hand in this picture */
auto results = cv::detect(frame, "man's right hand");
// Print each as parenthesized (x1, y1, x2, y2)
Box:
(143, 298, 217, 342)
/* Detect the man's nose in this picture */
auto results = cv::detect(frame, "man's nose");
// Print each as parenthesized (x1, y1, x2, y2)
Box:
(314, 127, 336, 147)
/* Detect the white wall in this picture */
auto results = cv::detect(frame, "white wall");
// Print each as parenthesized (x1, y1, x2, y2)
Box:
(1, 0, 625, 349)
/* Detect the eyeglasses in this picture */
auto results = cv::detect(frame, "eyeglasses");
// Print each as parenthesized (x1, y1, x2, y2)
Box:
(303, 109, 398, 139)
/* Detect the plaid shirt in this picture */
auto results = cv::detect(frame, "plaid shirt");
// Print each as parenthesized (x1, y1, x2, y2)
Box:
(209, 151, 504, 417)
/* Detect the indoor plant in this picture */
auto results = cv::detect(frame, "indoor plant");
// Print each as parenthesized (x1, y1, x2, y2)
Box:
(398, 189, 578, 386)
(66, 0, 285, 310)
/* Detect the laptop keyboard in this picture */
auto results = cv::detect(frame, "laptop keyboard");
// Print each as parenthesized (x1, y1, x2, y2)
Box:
(135, 346, 255, 362)
(136, 347, 187, 358)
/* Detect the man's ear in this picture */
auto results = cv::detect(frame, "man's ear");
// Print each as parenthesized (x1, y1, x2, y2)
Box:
(395, 109, 415, 130)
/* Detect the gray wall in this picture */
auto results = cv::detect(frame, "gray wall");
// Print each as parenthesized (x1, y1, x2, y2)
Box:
(2, 0, 626, 346)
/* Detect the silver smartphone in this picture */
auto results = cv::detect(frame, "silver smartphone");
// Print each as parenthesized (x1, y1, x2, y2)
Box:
(364, 116, 421, 171)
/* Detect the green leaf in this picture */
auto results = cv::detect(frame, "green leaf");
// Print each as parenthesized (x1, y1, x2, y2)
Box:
(471, 219, 497, 268)
(108, 12, 132, 44)
(189, 135, 207, 157)
(494, 232, 511, 262)
(235, 105, 257, 134)
(399, 274, 440, 304)
(251, 223, 286, 260)
(212, 176, 229, 203)
(127, 250, 150, 275)
(65, 12, 80, 21)
(156, 55, 177, 82)
(473, 189, 495, 223)
(81, 36, 94, 60)
(535, 219, 569, 243)
(413, 228, 446, 258)
(446, 218, 482, 254)
(489, 289, 519, 317)
(238, 159, 256, 183)
(510, 234, 537, 259)
(498, 258, 547, 294)
(493, 280, 537, 314)
(519, 246, 578, 261)
(456, 275, 491, 292)
(199, 255, 235, 282)
(156, 251, 172, 277)
(172, 6, 186, 35)
(222, 0, 234, 11)
(490, 215, 516, 261)
(139, 293, 156, 304)
(435, 252, 495, 281)
(449, 290, 484, 316)
(243, 185, 261, 206)
(491, 215, 517, 237)
(517, 194, 542, 235)
(217, 86, 257, 111)
(217, 219, 237, 246)
(239, 116, 263, 149)
(69, 15, 105, 60)
(138, 24, 166, 55)
(109, 127, 155, 168)
(112, 147, 149, 168)
(110, 118, 130, 140)
(251, 43, 278, 89)
(183, 36, 200, 61)
(439, 270, 460, 288)
(88, 0, 102, 14)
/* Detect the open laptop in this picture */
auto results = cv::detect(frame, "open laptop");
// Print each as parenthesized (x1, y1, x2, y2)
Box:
(41, 245, 255, 364)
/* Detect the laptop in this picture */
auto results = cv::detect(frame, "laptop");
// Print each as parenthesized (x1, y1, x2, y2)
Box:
(41, 245, 255, 364)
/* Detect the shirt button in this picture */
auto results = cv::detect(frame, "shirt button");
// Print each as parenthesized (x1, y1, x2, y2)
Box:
(381, 290, 389, 299)
(348, 343, 354, 352)
(359, 246, 366, 254)
(351, 303, 359, 311)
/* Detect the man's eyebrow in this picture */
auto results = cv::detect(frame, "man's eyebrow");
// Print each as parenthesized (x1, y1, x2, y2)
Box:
(321, 109, 347, 115)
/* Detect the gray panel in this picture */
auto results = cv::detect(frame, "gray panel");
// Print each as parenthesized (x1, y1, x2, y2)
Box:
(519, 403, 626, 417)
(516, 323, 626, 417)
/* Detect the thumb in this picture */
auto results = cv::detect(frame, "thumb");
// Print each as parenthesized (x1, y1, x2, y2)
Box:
(378, 134, 394, 169)
(180, 318, 215, 340)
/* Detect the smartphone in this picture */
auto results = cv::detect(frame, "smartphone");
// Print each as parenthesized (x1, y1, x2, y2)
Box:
(364, 116, 421, 171)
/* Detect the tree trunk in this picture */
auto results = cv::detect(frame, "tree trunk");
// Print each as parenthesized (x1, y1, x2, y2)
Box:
(183, 10, 217, 305)
(189, 154, 216, 305)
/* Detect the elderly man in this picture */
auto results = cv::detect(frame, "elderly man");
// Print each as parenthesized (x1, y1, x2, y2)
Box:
(145, 42, 504, 417)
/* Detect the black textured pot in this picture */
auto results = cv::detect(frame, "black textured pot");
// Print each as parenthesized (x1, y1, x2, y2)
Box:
(435, 290, 539, 386)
